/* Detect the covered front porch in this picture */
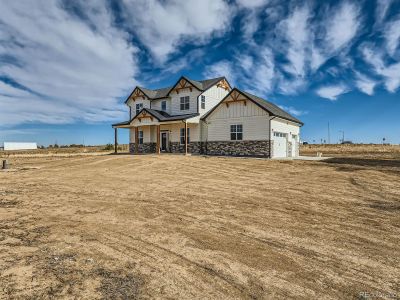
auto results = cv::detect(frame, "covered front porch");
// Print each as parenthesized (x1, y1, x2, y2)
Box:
(112, 120, 201, 155)
(112, 108, 201, 155)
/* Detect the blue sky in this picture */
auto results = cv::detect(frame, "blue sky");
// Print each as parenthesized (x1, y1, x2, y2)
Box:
(1, 0, 400, 146)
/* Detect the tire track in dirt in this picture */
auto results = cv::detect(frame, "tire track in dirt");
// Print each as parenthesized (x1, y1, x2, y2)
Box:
(96, 230, 256, 299)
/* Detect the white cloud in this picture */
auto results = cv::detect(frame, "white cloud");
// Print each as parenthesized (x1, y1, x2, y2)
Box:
(355, 72, 377, 95)
(278, 105, 307, 116)
(311, 1, 361, 71)
(203, 60, 236, 85)
(279, 4, 311, 77)
(316, 84, 349, 101)
(375, 0, 393, 25)
(384, 17, 400, 56)
(121, 0, 233, 62)
(0, 0, 138, 127)
(361, 45, 400, 92)
(236, 0, 269, 9)
(326, 2, 361, 51)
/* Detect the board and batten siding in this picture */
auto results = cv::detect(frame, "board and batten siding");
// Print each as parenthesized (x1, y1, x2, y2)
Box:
(199, 85, 230, 117)
(151, 98, 171, 114)
(169, 88, 201, 115)
(205, 100, 270, 141)
(127, 98, 151, 119)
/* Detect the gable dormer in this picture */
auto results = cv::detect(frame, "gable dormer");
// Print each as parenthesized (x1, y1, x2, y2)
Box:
(167, 77, 202, 96)
(216, 78, 231, 91)
(126, 87, 151, 118)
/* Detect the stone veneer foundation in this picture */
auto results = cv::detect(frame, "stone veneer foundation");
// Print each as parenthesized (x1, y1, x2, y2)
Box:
(204, 140, 272, 157)
(129, 140, 272, 157)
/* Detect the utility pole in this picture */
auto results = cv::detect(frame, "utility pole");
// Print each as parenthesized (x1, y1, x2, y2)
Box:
(339, 131, 344, 143)
(328, 122, 331, 144)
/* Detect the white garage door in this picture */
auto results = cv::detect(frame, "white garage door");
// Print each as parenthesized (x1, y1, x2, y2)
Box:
(273, 132, 287, 158)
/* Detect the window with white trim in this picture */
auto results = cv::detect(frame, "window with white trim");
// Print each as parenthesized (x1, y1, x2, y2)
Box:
(230, 124, 243, 141)
(180, 128, 190, 144)
(201, 95, 205, 109)
(136, 103, 143, 115)
(180, 96, 190, 110)
(273, 132, 287, 138)
(138, 130, 143, 144)
(161, 100, 167, 111)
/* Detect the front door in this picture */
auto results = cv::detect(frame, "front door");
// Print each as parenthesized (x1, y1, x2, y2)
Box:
(161, 132, 168, 151)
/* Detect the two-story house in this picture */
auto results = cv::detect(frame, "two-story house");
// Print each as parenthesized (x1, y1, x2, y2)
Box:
(112, 75, 303, 158)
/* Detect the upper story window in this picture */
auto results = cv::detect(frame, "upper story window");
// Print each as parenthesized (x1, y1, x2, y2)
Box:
(138, 130, 143, 144)
(180, 128, 190, 144)
(180, 96, 190, 110)
(136, 103, 143, 115)
(230, 124, 243, 141)
(201, 95, 205, 109)
(161, 100, 167, 111)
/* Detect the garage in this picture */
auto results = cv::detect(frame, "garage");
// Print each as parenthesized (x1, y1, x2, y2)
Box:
(272, 131, 288, 158)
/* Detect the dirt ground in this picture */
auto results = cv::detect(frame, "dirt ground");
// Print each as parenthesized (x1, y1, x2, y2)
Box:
(0, 154, 399, 299)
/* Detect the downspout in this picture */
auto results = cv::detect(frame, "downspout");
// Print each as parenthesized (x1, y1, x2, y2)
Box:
(269, 116, 276, 158)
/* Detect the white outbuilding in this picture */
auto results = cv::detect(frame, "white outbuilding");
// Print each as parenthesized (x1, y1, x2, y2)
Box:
(3, 142, 37, 151)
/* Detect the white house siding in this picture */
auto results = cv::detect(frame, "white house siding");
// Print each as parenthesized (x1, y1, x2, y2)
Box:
(199, 85, 230, 117)
(170, 88, 201, 115)
(271, 118, 300, 157)
(127, 98, 151, 119)
(151, 98, 171, 114)
(129, 122, 200, 144)
(206, 100, 270, 141)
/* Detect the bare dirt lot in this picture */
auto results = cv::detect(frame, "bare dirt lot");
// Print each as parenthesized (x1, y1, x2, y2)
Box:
(0, 154, 399, 299)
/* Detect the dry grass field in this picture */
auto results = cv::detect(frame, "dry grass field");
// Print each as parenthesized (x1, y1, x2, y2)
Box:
(301, 144, 400, 159)
(0, 151, 399, 299)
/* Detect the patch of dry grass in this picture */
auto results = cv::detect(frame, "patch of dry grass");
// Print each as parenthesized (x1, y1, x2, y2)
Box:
(300, 144, 400, 159)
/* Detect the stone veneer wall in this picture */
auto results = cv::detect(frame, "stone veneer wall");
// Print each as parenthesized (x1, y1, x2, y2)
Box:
(129, 143, 156, 154)
(204, 140, 272, 158)
(169, 142, 202, 154)
(129, 140, 273, 157)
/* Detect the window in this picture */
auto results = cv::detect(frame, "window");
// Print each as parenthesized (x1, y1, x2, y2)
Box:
(292, 134, 297, 140)
(161, 100, 167, 111)
(274, 132, 287, 138)
(138, 130, 143, 145)
(180, 96, 190, 110)
(230, 124, 243, 141)
(136, 103, 143, 115)
(201, 95, 205, 109)
(180, 128, 190, 144)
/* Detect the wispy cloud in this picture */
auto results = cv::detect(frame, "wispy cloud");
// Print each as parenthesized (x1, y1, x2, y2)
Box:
(316, 84, 349, 101)
(361, 45, 400, 92)
(355, 72, 377, 95)
(384, 16, 400, 56)
(278, 105, 307, 116)
(311, 1, 362, 71)
(0, 0, 138, 127)
(121, 0, 233, 62)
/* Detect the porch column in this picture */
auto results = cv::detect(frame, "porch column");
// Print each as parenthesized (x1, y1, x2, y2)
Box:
(156, 125, 160, 154)
(135, 126, 139, 154)
(185, 121, 188, 155)
(114, 127, 118, 154)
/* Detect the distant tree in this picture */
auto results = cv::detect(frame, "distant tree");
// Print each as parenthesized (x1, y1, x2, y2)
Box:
(103, 143, 114, 150)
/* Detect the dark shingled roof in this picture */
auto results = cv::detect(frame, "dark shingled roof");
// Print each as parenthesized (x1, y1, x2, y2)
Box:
(202, 88, 303, 125)
(125, 76, 228, 103)
(112, 108, 199, 127)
